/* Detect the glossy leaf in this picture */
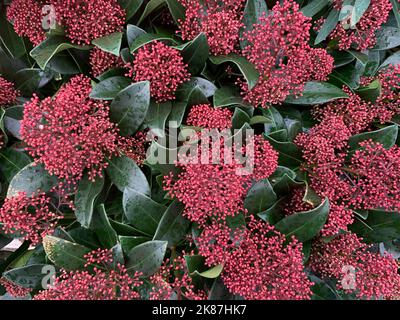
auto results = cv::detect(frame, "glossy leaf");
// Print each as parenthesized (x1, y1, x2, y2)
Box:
(107, 155, 150, 194)
(165, 0, 186, 24)
(355, 79, 381, 103)
(91, 204, 118, 248)
(275, 198, 330, 242)
(30, 36, 90, 69)
(118, 0, 144, 19)
(209, 54, 259, 89)
(301, 0, 331, 17)
(244, 179, 277, 214)
(126, 24, 146, 47)
(3, 264, 52, 290)
(213, 86, 246, 108)
(153, 201, 190, 247)
(285, 82, 348, 105)
(75, 174, 104, 228)
(119, 236, 149, 253)
(373, 27, 400, 50)
(144, 101, 172, 137)
(126, 240, 167, 276)
(123, 187, 166, 236)
(109, 81, 150, 136)
(0, 16, 26, 58)
(181, 33, 209, 75)
(351, 0, 371, 26)
(43, 236, 91, 270)
(350, 210, 400, 243)
(129, 33, 178, 53)
(92, 32, 123, 56)
(315, 9, 339, 45)
(240, 0, 268, 48)
(348, 125, 398, 154)
(232, 107, 251, 129)
(0, 148, 31, 182)
(90, 76, 132, 100)
(7, 163, 57, 198)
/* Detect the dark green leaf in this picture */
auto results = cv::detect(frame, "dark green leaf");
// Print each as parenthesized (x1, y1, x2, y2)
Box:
(14, 68, 54, 96)
(258, 198, 285, 225)
(240, 0, 268, 48)
(46, 52, 81, 75)
(250, 115, 270, 125)
(90, 204, 118, 248)
(3, 264, 51, 290)
(74, 174, 104, 228)
(68, 227, 100, 249)
(373, 27, 400, 50)
(264, 134, 303, 168)
(354, 79, 381, 103)
(184, 254, 205, 274)
(285, 82, 348, 105)
(0, 236, 13, 250)
(213, 86, 246, 108)
(107, 155, 150, 194)
(4, 105, 23, 139)
(90, 76, 131, 100)
(270, 167, 304, 195)
(181, 33, 209, 75)
(329, 65, 361, 90)
(145, 101, 172, 136)
(109, 81, 150, 136)
(153, 201, 190, 247)
(351, 0, 371, 26)
(43, 236, 91, 270)
(232, 108, 251, 129)
(348, 125, 398, 154)
(208, 278, 234, 300)
(137, 0, 164, 24)
(167, 101, 187, 127)
(165, 0, 186, 24)
(262, 107, 285, 134)
(280, 107, 302, 141)
(380, 51, 400, 69)
(30, 35, 90, 69)
(7, 163, 57, 198)
(119, 236, 149, 253)
(315, 9, 340, 45)
(92, 32, 123, 56)
(118, 0, 144, 20)
(126, 25, 146, 47)
(126, 240, 167, 276)
(209, 54, 259, 90)
(350, 210, 400, 243)
(332, 50, 355, 68)
(302, 0, 331, 17)
(123, 187, 166, 236)
(0, 16, 26, 58)
(129, 33, 178, 53)
(347, 50, 369, 66)
(275, 198, 330, 242)
(176, 77, 217, 101)
(390, 0, 400, 28)
(0, 148, 31, 182)
(311, 276, 340, 300)
(244, 179, 277, 214)
(0, 47, 26, 81)
(110, 219, 146, 236)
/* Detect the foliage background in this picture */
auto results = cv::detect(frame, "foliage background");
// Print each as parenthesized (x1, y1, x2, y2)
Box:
(0, 0, 400, 300)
